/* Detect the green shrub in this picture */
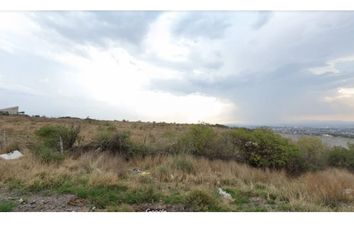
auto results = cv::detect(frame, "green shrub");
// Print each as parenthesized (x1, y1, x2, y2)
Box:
(32, 125, 79, 164)
(0, 201, 15, 212)
(32, 145, 64, 164)
(175, 124, 232, 159)
(93, 131, 151, 159)
(328, 144, 354, 170)
(185, 190, 221, 212)
(296, 136, 328, 171)
(229, 128, 299, 169)
(35, 125, 80, 151)
(177, 125, 216, 155)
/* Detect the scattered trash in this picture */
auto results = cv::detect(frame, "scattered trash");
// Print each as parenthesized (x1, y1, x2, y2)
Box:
(0, 150, 24, 160)
(139, 171, 150, 176)
(131, 168, 142, 174)
(217, 188, 233, 201)
(344, 188, 353, 195)
(18, 198, 25, 204)
(131, 168, 150, 176)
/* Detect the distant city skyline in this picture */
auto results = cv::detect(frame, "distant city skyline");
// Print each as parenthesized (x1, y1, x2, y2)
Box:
(1, 12, 354, 124)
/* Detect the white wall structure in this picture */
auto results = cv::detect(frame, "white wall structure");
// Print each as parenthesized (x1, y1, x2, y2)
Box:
(0, 106, 19, 115)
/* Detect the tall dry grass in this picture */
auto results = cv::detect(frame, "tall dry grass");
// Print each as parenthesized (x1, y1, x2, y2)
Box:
(1, 151, 354, 211)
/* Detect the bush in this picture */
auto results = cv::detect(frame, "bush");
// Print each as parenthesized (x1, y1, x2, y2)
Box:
(229, 128, 299, 169)
(93, 131, 151, 159)
(328, 144, 354, 170)
(185, 190, 221, 211)
(177, 125, 216, 156)
(174, 124, 235, 159)
(32, 144, 65, 164)
(32, 125, 80, 164)
(296, 136, 328, 171)
(35, 125, 80, 151)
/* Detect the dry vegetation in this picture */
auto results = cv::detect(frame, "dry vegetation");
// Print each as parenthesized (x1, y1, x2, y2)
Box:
(1, 115, 354, 212)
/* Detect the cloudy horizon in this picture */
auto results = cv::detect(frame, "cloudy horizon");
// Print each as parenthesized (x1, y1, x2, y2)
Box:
(1, 11, 354, 125)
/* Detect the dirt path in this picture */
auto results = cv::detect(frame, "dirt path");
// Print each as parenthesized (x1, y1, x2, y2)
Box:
(0, 187, 91, 212)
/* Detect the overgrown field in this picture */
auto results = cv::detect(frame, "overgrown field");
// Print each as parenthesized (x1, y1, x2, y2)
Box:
(1, 115, 354, 212)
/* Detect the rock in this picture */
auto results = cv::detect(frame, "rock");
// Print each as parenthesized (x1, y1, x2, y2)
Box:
(218, 188, 233, 201)
(0, 150, 24, 160)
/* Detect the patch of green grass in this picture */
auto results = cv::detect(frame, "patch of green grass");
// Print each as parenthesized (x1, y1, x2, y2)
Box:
(3, 175, 164, 210)
(0, 201, 15, 212)
(223, 186, 293, 212)
(124, 186, 161, 204)
(46, 177, 159, 208)
(224, 188, 250, 205)
(163, 191, 186, 205)
(5, 178, 25, 193)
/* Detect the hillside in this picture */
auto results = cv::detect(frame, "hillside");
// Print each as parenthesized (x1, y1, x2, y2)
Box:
(1, 115, 354, 212)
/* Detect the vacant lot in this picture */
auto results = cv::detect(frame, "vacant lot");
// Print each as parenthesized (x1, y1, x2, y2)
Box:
(1, 115, 354, 212)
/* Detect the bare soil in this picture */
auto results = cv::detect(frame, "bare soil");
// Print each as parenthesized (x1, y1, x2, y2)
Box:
(0, 187, 90, 212)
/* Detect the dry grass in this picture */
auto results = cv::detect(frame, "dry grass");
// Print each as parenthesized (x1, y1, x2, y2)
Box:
(1, 115, 354, 211)
(1, 151, 354, 211)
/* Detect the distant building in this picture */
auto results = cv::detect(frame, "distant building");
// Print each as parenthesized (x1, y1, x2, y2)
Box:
(0, 106, 24, 115)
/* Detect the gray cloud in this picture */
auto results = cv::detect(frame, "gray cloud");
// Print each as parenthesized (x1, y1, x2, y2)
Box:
(2, 12, 354, 124)
(30, 11, 161, 47)
(173, 12, 232, 39)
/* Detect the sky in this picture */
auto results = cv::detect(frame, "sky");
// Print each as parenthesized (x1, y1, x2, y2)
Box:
(1, 11, 354, 125)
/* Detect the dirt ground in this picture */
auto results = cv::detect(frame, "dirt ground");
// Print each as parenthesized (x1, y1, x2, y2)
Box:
(0, 187, 189, 212)
(0, 187, 90, 212)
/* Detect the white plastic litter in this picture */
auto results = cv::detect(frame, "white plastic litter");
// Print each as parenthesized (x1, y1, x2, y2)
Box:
(218, 188, 233, 201)
(0, 150, 24, 160)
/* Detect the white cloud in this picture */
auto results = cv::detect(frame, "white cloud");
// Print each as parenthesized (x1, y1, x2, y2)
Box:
(46, 43, 235, 123)
(143, 12, 192, 62)
(324, 87, 354, 107)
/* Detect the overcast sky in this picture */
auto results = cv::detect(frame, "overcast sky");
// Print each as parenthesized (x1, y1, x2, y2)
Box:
(1, 11, 354, 124)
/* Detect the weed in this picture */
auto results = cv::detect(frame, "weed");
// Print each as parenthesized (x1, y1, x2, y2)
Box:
(0, 201, 15, 212)
(185, 190, 222, 211)
(32, 145, 64, 164)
